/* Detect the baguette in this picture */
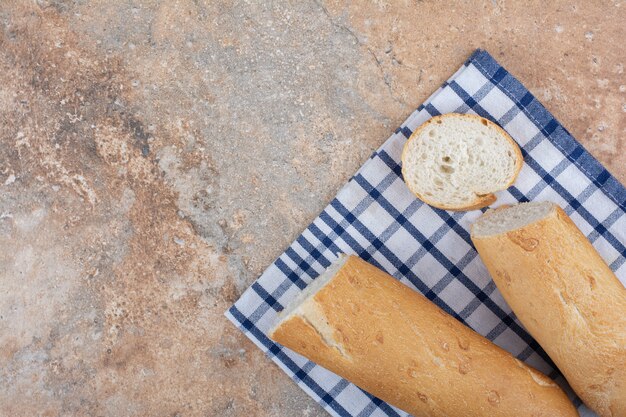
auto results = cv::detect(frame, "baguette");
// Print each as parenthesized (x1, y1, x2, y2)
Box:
(269, 255, 577, 417)
(471, 201, 626, 417)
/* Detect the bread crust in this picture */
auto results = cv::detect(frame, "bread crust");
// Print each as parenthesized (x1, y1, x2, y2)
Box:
(270, 255, 577, 417)
(401, 113, 523, 211)
(471, 203, 626, 417)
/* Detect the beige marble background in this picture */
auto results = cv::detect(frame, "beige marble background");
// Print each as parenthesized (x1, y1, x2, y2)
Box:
(0, 1, 623, 416)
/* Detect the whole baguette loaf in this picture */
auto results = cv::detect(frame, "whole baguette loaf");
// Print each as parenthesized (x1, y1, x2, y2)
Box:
(471, 201, 626, 417)
(269, 255, 577, 417)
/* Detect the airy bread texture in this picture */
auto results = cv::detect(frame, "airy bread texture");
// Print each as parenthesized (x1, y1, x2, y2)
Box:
(401, 113, 522, 211)
(471, 202, 626, 417)
(269, 255, 577, 417)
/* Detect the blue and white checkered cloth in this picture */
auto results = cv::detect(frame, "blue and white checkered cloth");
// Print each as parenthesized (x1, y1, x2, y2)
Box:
(225, 49, 626, 417)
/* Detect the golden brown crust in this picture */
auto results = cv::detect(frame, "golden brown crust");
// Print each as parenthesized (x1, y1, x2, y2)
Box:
(471, 204, 626, 417)
(270, 255, 578, 417)
(400, 113, 523, 211)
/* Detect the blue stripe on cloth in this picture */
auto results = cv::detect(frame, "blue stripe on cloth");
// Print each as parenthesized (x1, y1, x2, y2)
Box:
(448, 80, 492, 119)
(359, 393, 402, 417)
(274, 257, 308, 290)
(250, 282, 283, 312)
(423, 103, 441, 117)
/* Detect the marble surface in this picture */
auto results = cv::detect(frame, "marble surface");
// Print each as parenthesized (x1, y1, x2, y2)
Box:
(0, 1, 623, 416)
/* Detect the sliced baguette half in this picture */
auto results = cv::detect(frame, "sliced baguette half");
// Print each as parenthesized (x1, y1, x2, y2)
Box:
(269, 254, 578, 417)
(401, 113, 523, 211)
(471, 202, 626, 417)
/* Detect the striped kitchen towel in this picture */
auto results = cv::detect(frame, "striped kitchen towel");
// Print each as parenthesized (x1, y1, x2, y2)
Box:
(225, 49, 625, 417)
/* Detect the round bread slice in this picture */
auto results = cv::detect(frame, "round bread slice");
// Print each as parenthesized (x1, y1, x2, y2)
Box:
(401, 113, 523, 211)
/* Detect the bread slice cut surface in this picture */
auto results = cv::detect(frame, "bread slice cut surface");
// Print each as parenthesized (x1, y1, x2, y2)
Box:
(471, 200, 554, 237)
(401, 113, 522, 211)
